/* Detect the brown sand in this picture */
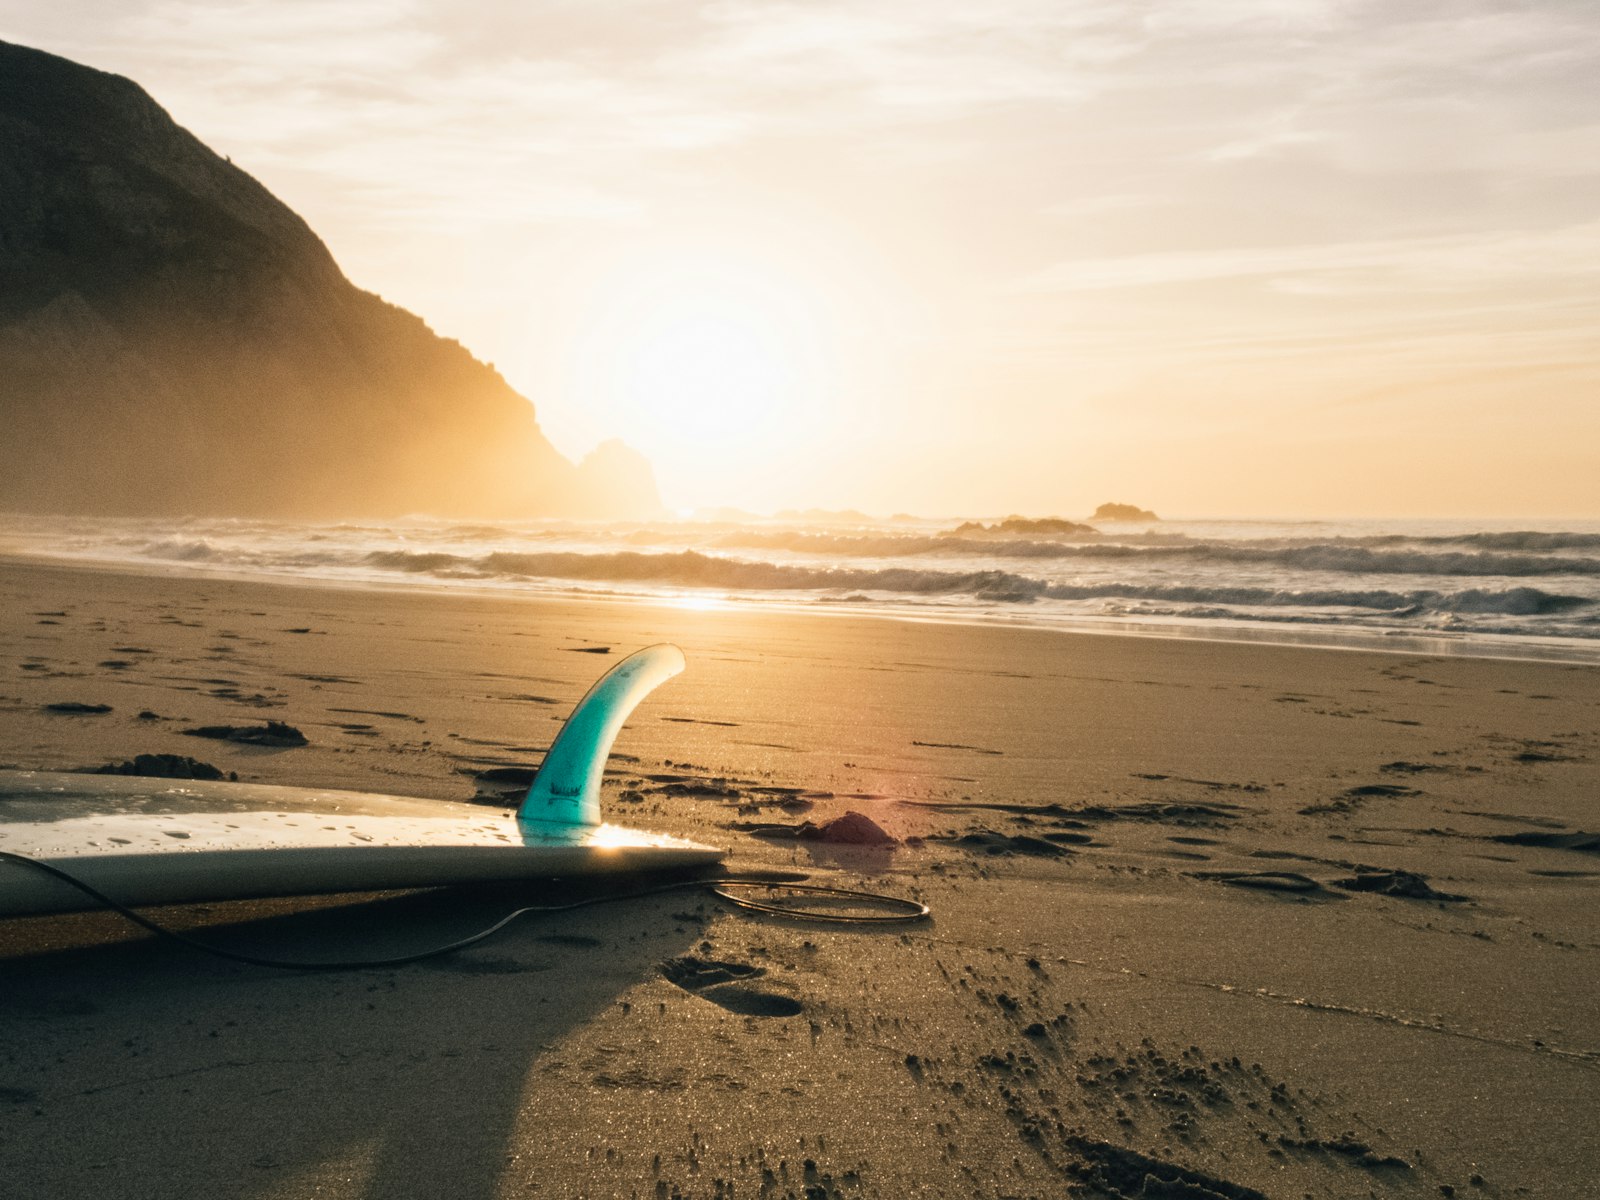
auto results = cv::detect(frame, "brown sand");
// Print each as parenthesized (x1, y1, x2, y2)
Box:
(1, 556, 1597, 1198)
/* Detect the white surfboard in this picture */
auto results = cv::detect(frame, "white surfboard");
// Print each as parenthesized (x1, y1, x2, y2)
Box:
(0, 644, 724, 917)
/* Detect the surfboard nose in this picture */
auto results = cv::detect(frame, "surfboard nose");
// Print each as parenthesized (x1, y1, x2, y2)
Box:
(517, 644, 686, 832)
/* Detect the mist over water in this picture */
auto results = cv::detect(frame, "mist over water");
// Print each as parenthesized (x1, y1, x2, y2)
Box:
(5, 512, 1600, 662)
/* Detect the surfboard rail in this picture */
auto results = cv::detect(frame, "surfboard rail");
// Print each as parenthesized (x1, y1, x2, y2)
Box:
(0, 643, 723, 917)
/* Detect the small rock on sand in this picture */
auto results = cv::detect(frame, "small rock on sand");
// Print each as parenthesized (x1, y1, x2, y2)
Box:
(91, 754, 231, 781)
(180, 720, 308, 747)
(739, 811, 898, 845)
(1332, 869, 1465, 901)
(930, 828, 1073, 857)
(806, 811, 897, 845)
(1491, 830, 1600, 854)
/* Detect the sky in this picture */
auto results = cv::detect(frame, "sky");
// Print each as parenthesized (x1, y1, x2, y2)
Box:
(5, 0, 1599, 518)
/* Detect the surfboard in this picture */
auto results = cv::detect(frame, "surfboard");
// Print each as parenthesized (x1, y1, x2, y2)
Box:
(0, 644, 724, 917)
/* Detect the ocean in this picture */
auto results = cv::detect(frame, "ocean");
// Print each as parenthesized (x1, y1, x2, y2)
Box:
(4, 511, 1599, 664)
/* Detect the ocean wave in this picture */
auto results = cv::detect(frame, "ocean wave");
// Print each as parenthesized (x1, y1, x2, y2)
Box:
(921, 522, 1600, 555)
(359, 548, 1592, 617)
(1, 508, 1593, 656)
(475, 551, 1050, 601)
(701, 530, 1600, 577)
(1372, 530, 1600, 552)
(1038, 582, 1590, 616)
(1171, 544, 1600, 577)
(140, 539, 219, 561)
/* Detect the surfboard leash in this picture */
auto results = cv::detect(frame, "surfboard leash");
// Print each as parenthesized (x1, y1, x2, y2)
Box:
(0, 850, 930, 971)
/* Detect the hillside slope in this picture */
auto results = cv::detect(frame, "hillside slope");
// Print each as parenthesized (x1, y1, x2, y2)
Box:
(0, 40, 657, 519)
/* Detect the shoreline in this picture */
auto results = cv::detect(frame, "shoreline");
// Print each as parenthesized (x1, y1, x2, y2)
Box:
(5, 546, 1598, 669)
(3, 552, 1597, 1197)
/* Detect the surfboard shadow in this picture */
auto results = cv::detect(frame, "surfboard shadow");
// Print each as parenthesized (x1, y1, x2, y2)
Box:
(0, 876, 717, 1200)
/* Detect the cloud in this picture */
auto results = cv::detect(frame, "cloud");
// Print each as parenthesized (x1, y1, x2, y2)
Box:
(1017, 221, 1600, 292)
(16, 0, 1598, 234)
(6, 0, 1599, 494)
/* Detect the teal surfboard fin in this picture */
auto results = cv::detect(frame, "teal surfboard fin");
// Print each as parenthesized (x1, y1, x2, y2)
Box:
(517, 643, 686, 832)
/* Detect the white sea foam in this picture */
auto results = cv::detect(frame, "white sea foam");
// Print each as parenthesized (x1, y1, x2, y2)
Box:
(141, 538, 219, 561)
(4, 512, 1599, 660)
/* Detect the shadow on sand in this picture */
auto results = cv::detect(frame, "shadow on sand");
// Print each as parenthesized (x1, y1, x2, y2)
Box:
(0, 876, 714, 1199)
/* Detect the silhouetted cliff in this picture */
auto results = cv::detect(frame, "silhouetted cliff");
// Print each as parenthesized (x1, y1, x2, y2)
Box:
(0, 40, 658, 518)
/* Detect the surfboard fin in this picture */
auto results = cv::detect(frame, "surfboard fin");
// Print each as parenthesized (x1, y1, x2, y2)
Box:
(517, 644, 686, 832)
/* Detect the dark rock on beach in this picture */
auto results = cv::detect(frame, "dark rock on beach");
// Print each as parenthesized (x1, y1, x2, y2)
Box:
(1063, 1136, 1267, 1199)
(1331, 869, 1466, 902)
(807, 811, 897, 845)
(931, 828, 1075, 857)
(180, 720, 307, 747)
(738, 811, 898, 845)
(91, 753, 230, 780)
(1491, 830, 1600, 854)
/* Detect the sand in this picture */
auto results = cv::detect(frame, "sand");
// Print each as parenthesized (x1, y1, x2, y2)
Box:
(1, 555, 1597, 1198)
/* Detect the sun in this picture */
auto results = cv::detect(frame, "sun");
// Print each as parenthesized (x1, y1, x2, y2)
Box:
(569, 251, 834, 505)
(617, 297, 802, 450)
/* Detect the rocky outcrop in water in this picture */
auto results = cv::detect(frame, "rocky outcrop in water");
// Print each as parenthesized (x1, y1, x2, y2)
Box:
(1091, 502, 1159, 522)
(943, 516, 1099, 538)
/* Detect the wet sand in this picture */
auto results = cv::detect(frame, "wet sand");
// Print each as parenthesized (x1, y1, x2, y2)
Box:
(2, 556, 1597, 1198)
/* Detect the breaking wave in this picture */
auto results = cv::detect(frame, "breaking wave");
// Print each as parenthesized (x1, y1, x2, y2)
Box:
(3, 510, 1594, 659)
(1354, 530, 1600, 552)
(142, 529, 1600, 580)
(703, 531, 1600, 576)
(359, 548, 1594, 619)
(140, 538, 218, 561)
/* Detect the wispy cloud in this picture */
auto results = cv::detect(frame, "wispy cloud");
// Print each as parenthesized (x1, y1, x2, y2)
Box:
(1019, 221, 1600, 292)
(4, 0, 1598, 512)
(17, 0, 1597, 231)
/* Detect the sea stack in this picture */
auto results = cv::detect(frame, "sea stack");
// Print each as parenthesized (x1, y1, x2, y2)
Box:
(1091, 502, 1159, 522)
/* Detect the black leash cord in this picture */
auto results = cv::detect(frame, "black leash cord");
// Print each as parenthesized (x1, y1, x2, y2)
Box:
(0, 850, 928, 971)
(711, 882, 930, 923)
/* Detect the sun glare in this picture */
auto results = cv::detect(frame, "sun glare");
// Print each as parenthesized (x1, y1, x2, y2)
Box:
(570, 250, 839, 507)
(618, 301, 800, 449)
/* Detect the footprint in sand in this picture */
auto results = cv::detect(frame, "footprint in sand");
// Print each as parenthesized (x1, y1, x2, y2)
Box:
(660, 955, 803, 1017)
